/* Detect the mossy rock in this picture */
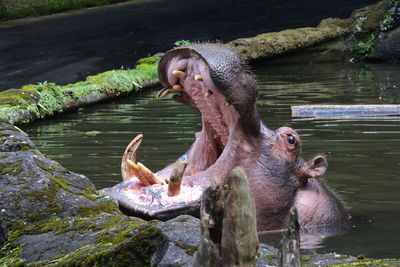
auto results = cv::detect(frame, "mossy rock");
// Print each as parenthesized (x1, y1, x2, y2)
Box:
(0, 56, 159, 126)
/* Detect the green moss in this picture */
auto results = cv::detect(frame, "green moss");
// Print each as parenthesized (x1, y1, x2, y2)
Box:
(0, 89, 36, 108)
(0, 132, 11, 136)
(330, 259, 395, 266)
(174, 40, 192, 48)
(0, 160, 23, 175)
(50, 176, 72, 192)
(20, 144, 34, 151)
(21, 182, 62, 221)
(0, 54, 159, 125)
(36, 163, 55, 172)
(175, 241, 198, 256)
(0, 155, 8, 159)
(136, 56, 160, 66)
(301, 255, 313, 264)
(352, 33, 377, 57)
(1, 0, 135, 21)
(176, 217, 189, 223)
(40, 218, 161, 266)
(264, 254, 277, 260)
(1, 212, 163, 266)
(0, 245, 26, 266)
(0, 167, 13, 175)
(77, 200, 120, 217)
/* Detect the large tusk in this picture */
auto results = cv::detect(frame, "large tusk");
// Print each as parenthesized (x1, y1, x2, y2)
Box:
(137, 162, 166, 185)
(172, 70, 187, 79)
(168, 161, 188, 197)
(121, 134, 143, 181)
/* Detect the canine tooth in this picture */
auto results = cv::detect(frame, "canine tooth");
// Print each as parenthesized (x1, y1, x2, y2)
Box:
(121, 134, 143, 181)
(156, 88, 171, 99)
(204, 90, 213, 98)
(194, 74, 203, 81)
(137, 162, 166, 185)
(172, 84, 183, 91)
(213, 134, 218, 139)
(172, 70, 187, 79)
(168, 161, 187, 197)
(224, 101, 231, 107)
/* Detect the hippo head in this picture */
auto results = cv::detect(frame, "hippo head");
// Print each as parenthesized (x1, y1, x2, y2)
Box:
(102, 43, 344, 231)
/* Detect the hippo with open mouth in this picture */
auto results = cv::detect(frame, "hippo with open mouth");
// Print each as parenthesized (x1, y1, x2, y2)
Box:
(101, 43, 348, 232)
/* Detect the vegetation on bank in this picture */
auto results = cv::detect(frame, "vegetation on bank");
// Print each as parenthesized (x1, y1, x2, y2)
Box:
(0, 0, 135, 21)
(0, 55, 160, 125)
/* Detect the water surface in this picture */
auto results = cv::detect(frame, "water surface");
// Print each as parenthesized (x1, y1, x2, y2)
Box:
(24, 62, 400, 258)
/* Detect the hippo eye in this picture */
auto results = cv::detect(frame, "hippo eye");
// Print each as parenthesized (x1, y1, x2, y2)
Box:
(287, 134, 296, 145)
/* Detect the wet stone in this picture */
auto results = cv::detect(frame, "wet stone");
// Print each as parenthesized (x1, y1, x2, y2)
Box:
(152, 215, 201, 266)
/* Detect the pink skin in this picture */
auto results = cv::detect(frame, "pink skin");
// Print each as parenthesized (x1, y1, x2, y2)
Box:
(114, 47, 348, 232)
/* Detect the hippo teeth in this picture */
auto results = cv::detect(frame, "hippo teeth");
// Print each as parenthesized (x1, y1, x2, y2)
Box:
(122, 134, 167, 186)
(167, 161, 187, 197)
(172, 70, 187, 79)
(204, 90, 213, 98)
(121, 135, 189, 197)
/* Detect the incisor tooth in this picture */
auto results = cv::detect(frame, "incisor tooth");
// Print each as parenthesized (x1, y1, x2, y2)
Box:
(204, 90, 213, 98)
(224, 101, 231, 107)
(127, 160, 166, 186)
(172, 70, 187, 79)
(172, 84, 183, 91)
(194, 74, 203, 81)
(127, 159, 151, 186)
(168, 161, 187, 197)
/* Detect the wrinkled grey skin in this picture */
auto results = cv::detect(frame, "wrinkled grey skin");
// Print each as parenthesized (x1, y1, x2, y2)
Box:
(103, 43, 349, 232)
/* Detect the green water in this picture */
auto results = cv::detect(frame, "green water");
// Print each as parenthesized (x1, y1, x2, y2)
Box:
(24, 62, 400, 258)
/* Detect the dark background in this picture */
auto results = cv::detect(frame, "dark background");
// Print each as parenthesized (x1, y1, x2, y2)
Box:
(0, 0, 378, 91)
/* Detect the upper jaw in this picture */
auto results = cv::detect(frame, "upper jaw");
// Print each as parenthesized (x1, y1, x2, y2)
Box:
(157, 44, 261, 136)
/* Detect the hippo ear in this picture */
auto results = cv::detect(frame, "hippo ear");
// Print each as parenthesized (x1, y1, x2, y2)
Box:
(298, 155, 328, 185)
(303, 155, 328, 179)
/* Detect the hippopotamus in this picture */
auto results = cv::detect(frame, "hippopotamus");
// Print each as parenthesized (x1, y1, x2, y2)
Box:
(101, 43, 349, 232)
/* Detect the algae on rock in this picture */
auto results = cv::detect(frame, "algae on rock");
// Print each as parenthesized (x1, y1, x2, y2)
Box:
(0, 56, 159, 126)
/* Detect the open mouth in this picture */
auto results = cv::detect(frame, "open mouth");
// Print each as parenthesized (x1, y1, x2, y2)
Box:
(101, 44, 250, 220)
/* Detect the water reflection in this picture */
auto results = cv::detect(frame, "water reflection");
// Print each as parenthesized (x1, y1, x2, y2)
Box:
(24, 62, 400, 258)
